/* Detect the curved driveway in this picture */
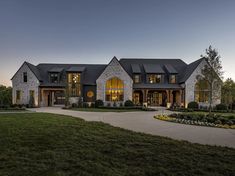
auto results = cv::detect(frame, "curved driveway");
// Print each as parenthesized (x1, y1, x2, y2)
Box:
(31, 107, 235, 148)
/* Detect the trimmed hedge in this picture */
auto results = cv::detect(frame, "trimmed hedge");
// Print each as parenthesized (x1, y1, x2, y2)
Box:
(187, 101, 199, 109)
(95, 99, 104, 108)
(124, 100, 134, 107)
(216, 103, 228, 111)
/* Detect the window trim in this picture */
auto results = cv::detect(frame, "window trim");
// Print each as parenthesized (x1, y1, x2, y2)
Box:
(147, 74, 163, 84)
(133, 74, 141, 84)
(169, 74, 177, 84)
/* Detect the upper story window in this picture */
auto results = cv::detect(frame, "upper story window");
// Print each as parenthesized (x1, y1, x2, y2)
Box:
(50, 73, 59, 83)
(147, 74, 163, 83)
(169, 75, 176, 84)
(67, 73, 81, 97)
(23, 72, 27, 82)
(133, 74, 141, 83)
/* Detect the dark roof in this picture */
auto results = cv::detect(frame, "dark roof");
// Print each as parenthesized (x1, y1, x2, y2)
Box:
(143, 64, 165, 73)
(37, 63, 106, 86)
(119, 58, 188, 81)
(131, 64, 141, 73)
(66, 66, 86, 72)
(13, 57, 203, 87)
(164, 64, 178, 74)
(25, 62, 42, 81)
(179, 58, 204, 83)
(48, 67, 64, 72)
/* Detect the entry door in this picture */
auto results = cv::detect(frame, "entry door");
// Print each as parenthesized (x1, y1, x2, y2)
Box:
(148, 92, 162, 106)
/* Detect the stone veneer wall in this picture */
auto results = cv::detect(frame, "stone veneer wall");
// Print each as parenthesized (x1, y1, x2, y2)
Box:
(96, 58, 133, 105)
(185, 59, 221, 108)
(12, 63, 40, 106)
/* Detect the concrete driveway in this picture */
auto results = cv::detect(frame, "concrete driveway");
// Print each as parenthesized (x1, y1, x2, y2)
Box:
(29, 107, 235, 148)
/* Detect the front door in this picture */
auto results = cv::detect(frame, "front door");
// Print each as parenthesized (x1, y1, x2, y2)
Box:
(147, 92, 162, 106)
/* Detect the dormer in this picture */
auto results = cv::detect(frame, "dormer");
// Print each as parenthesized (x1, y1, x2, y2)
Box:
(164, 64, 178, 84)
(48, 67, 64, 83)
(143, 64, 165, 84)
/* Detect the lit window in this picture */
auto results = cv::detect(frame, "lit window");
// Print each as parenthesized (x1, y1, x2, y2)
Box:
(133, 75, 141, 83)
(23, 72, 27, 82)
(105, 77, 124, 101)
(169, 75, 176, 83)
(194, 80, 210, 103)
(147, 74, 162, 83)
(50, 73, 59, 83)
(67, 73, 81, 97)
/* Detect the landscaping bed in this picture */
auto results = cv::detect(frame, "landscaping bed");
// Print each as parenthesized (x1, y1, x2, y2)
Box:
(64, 106, 156, 112)
(155, 113, 235, 129)
(0, 113, 234, 175)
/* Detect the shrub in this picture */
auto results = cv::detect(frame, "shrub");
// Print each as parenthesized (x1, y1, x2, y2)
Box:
(91, 103, 95, 108)
(83, 103, 89, 108)
(215, 103, 228, 111)
(124, 100, 134, 107)
(28, 95, 35, 108)
(72, 103, 78, 108)
(187, 101, 199, 110)
(95, 99, 104, 108)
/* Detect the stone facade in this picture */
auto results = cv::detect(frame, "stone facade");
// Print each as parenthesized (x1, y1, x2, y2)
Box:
(185, 59, 221, 108)
(12, 63, 40, 106)
(96, 57, 133, 105)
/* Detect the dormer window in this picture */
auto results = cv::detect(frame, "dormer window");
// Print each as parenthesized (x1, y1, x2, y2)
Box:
(23, 72, 27, 82)
(50, 73, 59, 83)
(133, 74, 141, 83)
(169, 75, 176, 84)
(147, 74, 163, 84)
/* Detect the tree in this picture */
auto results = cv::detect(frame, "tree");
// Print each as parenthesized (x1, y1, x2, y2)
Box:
(0, 85, 12, 107)
(222, 78, 235, 109)
(198, 45, 223, 114)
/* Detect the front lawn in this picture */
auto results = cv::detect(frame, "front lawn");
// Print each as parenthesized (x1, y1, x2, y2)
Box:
(0, 113, 234, 175)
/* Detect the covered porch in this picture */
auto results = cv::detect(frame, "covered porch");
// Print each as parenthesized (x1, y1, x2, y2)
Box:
(39, 88, 66, 107)
(133, 89, 185, 108)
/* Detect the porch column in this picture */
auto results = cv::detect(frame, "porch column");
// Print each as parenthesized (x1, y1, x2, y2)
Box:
(142, 89, 148, 107)
(178, 90, 182, 107)
(170, 90, 174, 104)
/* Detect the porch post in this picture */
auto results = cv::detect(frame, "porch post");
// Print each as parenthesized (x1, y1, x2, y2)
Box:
(142, 89, 148, 107)
(179, 90, 182, 107)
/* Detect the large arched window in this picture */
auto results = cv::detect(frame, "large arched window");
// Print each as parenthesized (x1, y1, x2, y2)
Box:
(105, 77, 124, 101)
(194, 79, 210, 103)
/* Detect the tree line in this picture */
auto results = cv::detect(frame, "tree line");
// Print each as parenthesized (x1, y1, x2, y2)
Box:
(0, 85, 12, 107)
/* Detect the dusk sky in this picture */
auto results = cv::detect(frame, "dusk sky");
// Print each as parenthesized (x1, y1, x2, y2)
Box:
(0, 0, 235, 86)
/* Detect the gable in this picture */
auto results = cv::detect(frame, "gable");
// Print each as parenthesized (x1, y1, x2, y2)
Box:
(96, 57, 132, 82)
(11, 62, 40, 81)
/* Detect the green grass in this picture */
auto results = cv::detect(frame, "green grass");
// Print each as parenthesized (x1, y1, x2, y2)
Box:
(71, 107, 143, 112)
(0, 109, 27, 112)
(0, 113, 234, 176)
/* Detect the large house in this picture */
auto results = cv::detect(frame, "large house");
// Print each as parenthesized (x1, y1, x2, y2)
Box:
(11, 56, 221, 108)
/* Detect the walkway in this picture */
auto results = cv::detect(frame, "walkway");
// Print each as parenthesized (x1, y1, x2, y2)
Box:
(29, 107, 235, 148)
